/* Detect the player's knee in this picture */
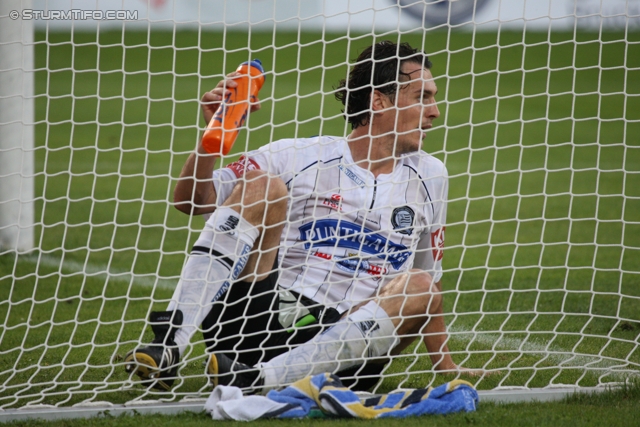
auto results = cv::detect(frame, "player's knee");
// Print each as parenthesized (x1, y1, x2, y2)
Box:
(406, 269, 434, 293)
(406, 269, 441, 312)
(227, 170, 287, 227)
(229, 170, 286, 208)
(243, 170, 288, 204)
(379, 270, 441, 321)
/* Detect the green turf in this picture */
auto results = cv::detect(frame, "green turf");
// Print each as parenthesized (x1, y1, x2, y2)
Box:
(0, 28, 639, 412)
(5, 381, 640, 427)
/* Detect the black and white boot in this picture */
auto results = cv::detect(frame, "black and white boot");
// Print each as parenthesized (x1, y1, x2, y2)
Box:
(124, 310, 183, 391)
(207, 352, 264, 393)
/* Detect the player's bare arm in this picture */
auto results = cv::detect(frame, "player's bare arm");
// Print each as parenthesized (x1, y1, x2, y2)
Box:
(380, 274, 490, 377)
(173, 73, 262, 215)
(422, 280, 492, 377)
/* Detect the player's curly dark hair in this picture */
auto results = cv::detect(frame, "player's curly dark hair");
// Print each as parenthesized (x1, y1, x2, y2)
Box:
(335, 40, 432, 130)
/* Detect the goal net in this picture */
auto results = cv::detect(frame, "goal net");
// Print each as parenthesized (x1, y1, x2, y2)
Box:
(1, 0, 639, 417)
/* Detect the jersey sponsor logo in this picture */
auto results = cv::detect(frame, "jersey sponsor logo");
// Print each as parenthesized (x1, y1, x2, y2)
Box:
(299, 219, 411, 270)
(312, 250, 388, 277)
(225, 155, 260, 178)
(322, 193, 343, 211)
(336, 255, 387, 276)
(312, 250, 332, 260)
(338, 164, 366, 188)
(430, 227, 445, 261)
(391, 206, 415, 235)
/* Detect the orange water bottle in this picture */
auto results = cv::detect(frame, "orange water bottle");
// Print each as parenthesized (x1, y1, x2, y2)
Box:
(201, 59, 266, 155)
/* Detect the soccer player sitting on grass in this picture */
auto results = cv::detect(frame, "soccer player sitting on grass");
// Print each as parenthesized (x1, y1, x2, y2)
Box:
(124, 40, 485, 392)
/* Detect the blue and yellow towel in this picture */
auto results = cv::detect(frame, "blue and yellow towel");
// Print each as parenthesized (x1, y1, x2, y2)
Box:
(204, 373, 478, 421)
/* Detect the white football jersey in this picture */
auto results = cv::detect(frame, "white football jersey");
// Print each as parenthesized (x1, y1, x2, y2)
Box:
(212, 136, 448, 312)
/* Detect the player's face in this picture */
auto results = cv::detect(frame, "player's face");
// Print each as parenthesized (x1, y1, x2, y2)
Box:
(386, 63, 440, 155)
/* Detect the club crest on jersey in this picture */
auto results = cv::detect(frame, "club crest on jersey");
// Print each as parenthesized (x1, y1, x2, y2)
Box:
(299, 219, 411, 270)
(391, 206, 415, 235)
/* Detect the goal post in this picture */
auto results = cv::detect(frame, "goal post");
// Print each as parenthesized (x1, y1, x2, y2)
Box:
(1, 0, 639, 421)
(0, 0, 34, 253)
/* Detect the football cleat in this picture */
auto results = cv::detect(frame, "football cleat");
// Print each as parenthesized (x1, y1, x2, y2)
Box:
(207, 352, 263, 392)
(124, 310, 183, 391)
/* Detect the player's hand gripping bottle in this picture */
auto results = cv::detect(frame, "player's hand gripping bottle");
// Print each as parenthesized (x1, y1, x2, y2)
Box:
(201, 60, 265, 155)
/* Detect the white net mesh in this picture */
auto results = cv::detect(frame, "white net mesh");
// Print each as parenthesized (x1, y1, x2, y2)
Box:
(0, 0, 639, 412)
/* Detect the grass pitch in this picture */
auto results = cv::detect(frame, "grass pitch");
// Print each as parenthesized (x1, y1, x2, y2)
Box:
(0, 28, 639, 415)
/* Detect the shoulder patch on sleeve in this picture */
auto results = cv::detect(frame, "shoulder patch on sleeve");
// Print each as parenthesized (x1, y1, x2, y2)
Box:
(431, 227, 446, 261)
(225, 155, 260, 178)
